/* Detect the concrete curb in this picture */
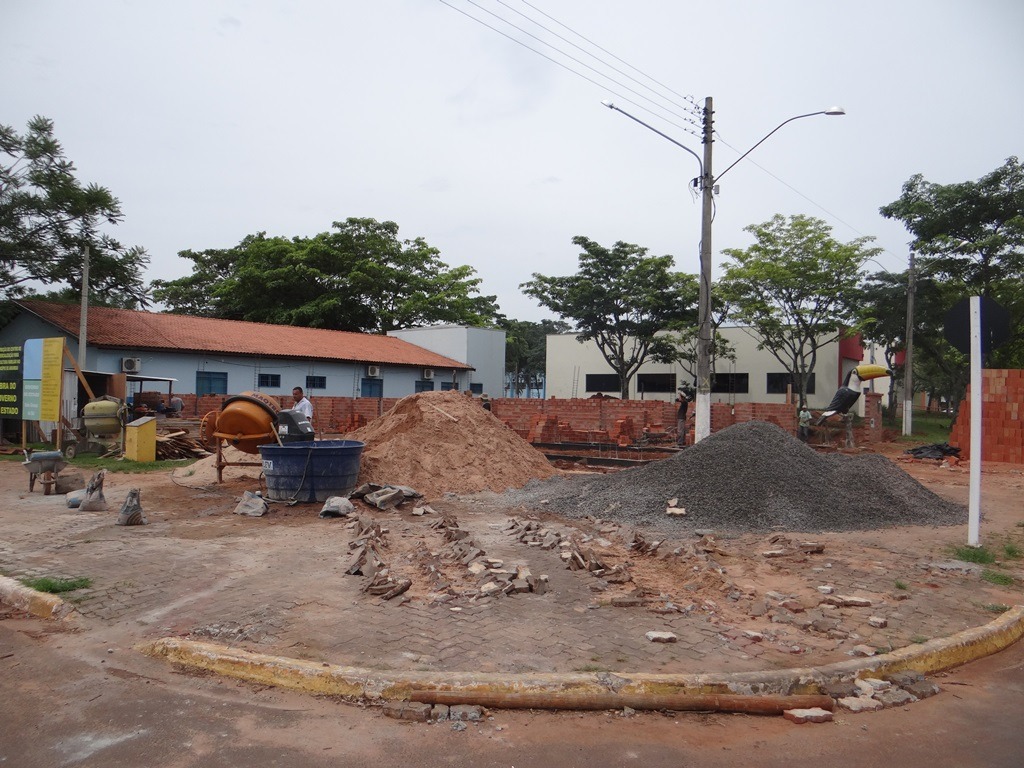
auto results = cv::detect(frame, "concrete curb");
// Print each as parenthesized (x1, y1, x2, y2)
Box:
(138, 604, 1024, 702)
(0, 575, 77, 620)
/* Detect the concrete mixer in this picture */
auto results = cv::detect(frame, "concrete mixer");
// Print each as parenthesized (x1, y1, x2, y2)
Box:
(202, 391, 316, 482)
(202, 391, 363, 500)
(63, 396, 129, 458)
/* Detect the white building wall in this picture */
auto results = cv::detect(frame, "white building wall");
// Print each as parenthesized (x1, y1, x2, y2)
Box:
(546, 329, 880, 411)
(388, 325, 506, 397)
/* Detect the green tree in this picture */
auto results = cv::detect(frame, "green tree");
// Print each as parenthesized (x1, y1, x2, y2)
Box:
(520, 236, 697, 399)
(500, 318, 571, 397)
(655, 289, 736, 390)
(880, 156, 1024, 369)
(152, 218, 500, 333)
(1, 116, 150, 307)
(719, 215, 879, 407)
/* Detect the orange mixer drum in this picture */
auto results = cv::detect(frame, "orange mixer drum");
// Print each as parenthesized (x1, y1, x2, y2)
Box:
(213, 391, 281, 454)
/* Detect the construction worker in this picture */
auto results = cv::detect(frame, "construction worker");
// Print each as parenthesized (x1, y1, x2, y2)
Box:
(798, 405, 812, 442)
(676, 390, 691, 447)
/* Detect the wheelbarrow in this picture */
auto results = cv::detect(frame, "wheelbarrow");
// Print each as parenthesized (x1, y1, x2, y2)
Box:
(23, 450, 68, 495)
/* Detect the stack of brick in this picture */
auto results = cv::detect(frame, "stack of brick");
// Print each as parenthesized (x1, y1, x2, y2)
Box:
(526, 415, 561, 443)
(609, 417, 635, 445)
(950, 369, 1024, 464)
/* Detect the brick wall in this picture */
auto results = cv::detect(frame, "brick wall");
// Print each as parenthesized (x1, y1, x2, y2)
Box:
(176, 393, 809, 443)
(950, 369, 1024, 464)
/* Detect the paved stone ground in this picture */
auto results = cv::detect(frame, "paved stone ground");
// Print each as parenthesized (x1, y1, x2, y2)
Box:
(0, 461, 1020, 676)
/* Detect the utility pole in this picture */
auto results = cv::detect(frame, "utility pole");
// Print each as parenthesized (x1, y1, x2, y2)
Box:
(902, 251, 915, 436)
(695, 97, 714, 443)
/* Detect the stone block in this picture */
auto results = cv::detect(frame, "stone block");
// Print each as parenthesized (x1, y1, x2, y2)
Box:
(903, 680, 941, 699)
(823, 681, 859, 699)
(611, 596, 642, 608)
(449, 704, 484, 722)
(430, 704, 450, 721)
(383, 701, 431, 721)
(868, 616, 888, 628)
(837, 696, 884, 713)
(783, 707, 833, 724)
(645, 631, 678, 643)
(874, 688, 916, 708)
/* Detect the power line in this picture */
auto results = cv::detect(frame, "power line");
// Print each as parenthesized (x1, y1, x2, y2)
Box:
(441, 1, 888, 264)
(437, 0, 701, 138)
(492, 0, 702, 127)
(518, 0, 703, 116)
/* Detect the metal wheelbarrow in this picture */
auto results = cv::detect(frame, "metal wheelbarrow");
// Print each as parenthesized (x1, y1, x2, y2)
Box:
(23, 450, 69, 495)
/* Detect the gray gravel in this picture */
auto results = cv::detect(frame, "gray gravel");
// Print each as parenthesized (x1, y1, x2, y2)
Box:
(503, 421, 967, 534)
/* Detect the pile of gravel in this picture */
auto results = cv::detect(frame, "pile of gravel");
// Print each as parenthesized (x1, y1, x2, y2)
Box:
(503, 421, 967, 534)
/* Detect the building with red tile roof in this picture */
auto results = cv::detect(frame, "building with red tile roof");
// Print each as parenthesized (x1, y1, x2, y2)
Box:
(2, 300, 480, 402)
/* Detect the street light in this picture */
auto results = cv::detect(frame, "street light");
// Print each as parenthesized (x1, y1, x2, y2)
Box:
(604, 97, 844, 442)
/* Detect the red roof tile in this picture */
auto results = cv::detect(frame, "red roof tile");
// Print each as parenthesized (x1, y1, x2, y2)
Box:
(15, 300, 473, 370)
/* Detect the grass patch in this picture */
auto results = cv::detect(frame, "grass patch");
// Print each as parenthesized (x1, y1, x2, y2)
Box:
(951, 545, 996, 564)
(19, 576, 92, 593)
(1003, 542, 1022, 560)
(910, 635, 929, 644)
(574, 664, 608, 673)
(983, 603, 1011, 613)
(894, 579, 909, 590)
(1, 445, 198, 474)
(981, 571, 1014, 587)
(895, 411, 953, 445)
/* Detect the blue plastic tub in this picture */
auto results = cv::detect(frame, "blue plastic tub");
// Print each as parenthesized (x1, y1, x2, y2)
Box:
(258, 440, 365, 503)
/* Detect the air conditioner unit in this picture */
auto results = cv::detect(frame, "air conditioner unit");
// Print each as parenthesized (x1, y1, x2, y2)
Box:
(121, 357, 142, 373)
(366, 365, 381, 378)
(422, 368, 434, 380)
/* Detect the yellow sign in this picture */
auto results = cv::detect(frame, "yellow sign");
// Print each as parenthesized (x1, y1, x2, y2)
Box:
(21, 338, 65, 421)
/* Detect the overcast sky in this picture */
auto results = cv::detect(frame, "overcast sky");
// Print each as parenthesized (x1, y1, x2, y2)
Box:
(4, 1, 1022, 323)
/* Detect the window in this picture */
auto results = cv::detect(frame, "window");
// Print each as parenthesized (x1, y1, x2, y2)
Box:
(258, 373, 281, 388)
(469, 382, 483, 395)
(196, 371, 228, 396)
(415, 380, 435, 393)
(711, 372, 749, 394)
(360, 378, 383, 398)
(766, 372, 816, 395)
(440, 381, 459, 391)
(636, 373, 676, 394)
(306, 375, 326, 390)
(585, 373, 619, 392)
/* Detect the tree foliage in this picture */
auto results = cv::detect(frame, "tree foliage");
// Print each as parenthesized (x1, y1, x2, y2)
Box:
(880, 156, 1024, 370)
(0, 116, 149, 307)
(720, 215, 878, 407)
(656, 289, 735, 390)
(500, 318, 571, 397)
(521, 236, 697, 399)
(152, 218, 500, 333)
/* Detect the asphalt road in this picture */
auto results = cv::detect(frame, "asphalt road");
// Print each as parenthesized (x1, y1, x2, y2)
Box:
(2, 609, 1022, 768)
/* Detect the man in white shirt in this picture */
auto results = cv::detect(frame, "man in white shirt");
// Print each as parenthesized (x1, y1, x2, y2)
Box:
(292, 387, 313, 419)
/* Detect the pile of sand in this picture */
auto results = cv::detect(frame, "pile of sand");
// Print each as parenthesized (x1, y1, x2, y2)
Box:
(172, 444, 263, 487)
(346, 391, 557, 497)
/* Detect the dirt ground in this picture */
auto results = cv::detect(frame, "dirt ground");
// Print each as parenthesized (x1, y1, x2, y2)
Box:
(2, 436, 1023, 766)
(2, 583, 1023, 768)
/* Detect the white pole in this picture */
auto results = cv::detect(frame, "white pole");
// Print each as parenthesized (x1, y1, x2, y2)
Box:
(968, 296, 982, 546)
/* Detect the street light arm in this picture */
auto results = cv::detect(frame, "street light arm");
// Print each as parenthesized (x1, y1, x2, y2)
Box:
(714, 108, 844, 183)
(601, 101, 703, 178)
